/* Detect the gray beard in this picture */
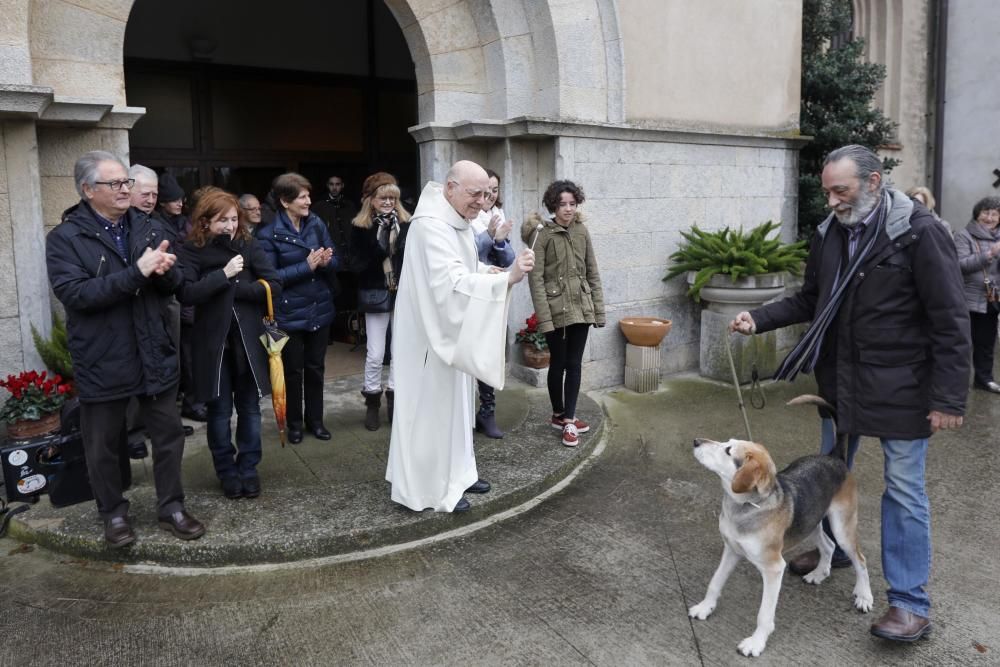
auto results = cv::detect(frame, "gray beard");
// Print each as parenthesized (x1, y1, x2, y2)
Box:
(839, 188, 880, 226)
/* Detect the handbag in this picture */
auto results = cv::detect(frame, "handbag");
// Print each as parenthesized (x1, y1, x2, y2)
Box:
(357, 287, 392, 313)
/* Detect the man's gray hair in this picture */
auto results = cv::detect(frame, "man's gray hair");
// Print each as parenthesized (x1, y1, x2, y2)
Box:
(128, 163, 158, 185)
(238, 193, 258, 208)
(74, 150, 127, 198)
(824, 144, 884, 187)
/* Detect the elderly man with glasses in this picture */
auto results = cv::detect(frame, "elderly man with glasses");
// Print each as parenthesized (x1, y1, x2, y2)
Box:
(385, 160, 535, 513)
(46, 150, 206, 548)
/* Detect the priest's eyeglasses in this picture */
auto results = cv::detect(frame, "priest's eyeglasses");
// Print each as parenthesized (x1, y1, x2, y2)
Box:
(94, 178, 136, 191)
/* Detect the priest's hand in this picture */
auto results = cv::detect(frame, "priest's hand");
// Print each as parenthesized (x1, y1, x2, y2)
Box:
(730, 311, 756, 335)
(508, 248, 534, 285)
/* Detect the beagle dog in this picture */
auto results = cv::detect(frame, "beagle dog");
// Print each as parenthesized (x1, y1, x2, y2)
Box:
(688, 395, 873, 657)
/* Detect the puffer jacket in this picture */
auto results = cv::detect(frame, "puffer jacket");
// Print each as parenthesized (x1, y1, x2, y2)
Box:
(46, 202, 182, 402)
(176, 234, 281, 403)
(521, 211, 605, 333)
(255, 211, 339, 332)
(954, 220, 1000, 314)
(750, 189, 970, 440)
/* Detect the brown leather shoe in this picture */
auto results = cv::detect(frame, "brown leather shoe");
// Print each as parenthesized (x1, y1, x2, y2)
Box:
(104, 516, 136, 548)
(158, 510, 206, 541)
(788, 548, 852, 575)
(870, 606, 932, 642)
(788, 549, 821, 575)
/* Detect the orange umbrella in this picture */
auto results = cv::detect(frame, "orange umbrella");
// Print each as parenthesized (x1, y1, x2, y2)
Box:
(257, 279, 289, 447)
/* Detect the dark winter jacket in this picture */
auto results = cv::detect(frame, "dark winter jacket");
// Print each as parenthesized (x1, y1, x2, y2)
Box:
(313, 195, 361, 272)
(521, 211, 606, 333)
(750, 189, 970, 439)
(953, 220, 1000, 314)
(351, 216, 410, 292)
(46, 202, 183, 402)
(255, 211, 339, 332)
(177, 235, 281, 403)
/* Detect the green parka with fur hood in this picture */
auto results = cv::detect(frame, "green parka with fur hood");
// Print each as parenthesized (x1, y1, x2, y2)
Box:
(521, 211, 605, 333)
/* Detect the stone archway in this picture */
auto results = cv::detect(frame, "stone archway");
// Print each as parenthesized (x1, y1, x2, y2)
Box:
(383, 0, 625, 126)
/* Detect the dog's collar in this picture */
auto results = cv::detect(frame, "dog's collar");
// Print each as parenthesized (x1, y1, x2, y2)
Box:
(744, 500, 761, 509)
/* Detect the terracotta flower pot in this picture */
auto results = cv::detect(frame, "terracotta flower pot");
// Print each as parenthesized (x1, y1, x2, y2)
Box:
(521, 343, 551, 369)
(7, 411, 61, 440)
(619, 317, 672, 347)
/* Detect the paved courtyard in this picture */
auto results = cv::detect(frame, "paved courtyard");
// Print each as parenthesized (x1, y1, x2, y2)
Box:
(1, 373, 996, 665)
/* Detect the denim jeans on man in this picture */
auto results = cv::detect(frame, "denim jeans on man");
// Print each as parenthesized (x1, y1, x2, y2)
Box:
(206, 355, 263, 482)
(820, 418, 931, 617)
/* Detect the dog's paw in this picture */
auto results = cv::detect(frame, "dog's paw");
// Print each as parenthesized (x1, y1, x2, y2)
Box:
(737, 633, 768, 657)
(688, 600, 716, 620)
(802, 567, 830, 585)
(853, 584, 874, 613)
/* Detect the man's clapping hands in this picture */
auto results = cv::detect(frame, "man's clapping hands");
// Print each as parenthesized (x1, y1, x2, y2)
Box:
(137, 240, 177, 277)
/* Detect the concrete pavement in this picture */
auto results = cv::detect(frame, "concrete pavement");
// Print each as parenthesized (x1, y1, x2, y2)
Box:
(0, 372, 996, 665)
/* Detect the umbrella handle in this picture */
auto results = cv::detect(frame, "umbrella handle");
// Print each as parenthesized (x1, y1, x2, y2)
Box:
(257, 279, 275, 322)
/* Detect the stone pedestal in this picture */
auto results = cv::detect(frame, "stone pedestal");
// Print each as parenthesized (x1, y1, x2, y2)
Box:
(699, 310, 778, 383)
(624, 343, 660, 392)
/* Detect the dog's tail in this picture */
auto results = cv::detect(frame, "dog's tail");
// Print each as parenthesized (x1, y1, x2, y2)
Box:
(786, 394, 847, 462)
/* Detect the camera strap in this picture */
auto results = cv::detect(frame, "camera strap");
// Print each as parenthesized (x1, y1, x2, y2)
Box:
(0, 499, 30, 538)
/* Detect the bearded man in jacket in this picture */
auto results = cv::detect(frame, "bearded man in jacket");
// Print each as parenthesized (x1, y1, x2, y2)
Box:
(46, 150, 205, 548)
(730, 144, 969, 643)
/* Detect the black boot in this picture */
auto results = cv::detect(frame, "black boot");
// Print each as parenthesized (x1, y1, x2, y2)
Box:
(475, 409, 504, 439)
(362, 391, 382, 431)
(385, 390, 394, 423)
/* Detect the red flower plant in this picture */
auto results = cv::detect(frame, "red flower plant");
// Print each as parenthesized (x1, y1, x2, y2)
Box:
(0, 370, 73, 424)
(514, 313, 548, 351)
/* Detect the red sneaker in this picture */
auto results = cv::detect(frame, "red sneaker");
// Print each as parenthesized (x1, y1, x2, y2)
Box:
(561, 423, 579, 447)
(550, 415, 590, 433)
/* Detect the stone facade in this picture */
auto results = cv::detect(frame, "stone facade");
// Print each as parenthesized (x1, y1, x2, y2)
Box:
(0, 0, 803, 389)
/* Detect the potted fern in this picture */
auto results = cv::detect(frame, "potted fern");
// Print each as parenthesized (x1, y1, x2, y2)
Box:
(663, 221, 807, 314)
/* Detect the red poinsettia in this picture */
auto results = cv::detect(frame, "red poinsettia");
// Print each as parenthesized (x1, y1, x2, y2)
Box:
(514, 313, 548, 351)
(0, 370, 73, 424)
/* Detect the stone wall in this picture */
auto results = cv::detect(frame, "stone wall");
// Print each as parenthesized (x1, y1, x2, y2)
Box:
(552, 134, 800, 388)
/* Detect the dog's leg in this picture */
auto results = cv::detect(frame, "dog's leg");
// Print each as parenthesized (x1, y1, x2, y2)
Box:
(802, 524, 836, 585)
(689, 543, 741, 620)
(828, 492, 874, 612)
(738, 559, 785, 657)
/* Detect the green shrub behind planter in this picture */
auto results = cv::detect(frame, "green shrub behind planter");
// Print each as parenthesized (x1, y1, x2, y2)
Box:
(31, 312, 74, 380)
(663, 221, 808, 301)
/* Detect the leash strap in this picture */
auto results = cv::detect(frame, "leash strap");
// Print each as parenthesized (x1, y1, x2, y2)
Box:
(749, 364, 766, 409)
(724, 327, 754, 441)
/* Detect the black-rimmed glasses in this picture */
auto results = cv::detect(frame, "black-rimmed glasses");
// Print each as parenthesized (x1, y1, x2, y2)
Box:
(94, 178, 135, 191)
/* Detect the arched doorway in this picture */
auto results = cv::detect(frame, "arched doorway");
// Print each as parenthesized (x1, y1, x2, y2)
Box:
(123, 0, 419, 206)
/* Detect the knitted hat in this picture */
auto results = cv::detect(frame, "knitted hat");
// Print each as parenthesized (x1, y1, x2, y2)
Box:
(361, 172, 397, 201)
(158, 172, 185, 203)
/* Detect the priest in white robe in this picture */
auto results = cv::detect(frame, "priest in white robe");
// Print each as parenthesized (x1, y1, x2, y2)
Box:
(386, 160, 534, 512)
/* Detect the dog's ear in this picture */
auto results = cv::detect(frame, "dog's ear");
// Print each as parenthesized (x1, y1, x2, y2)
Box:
(731, 452, 762, 495)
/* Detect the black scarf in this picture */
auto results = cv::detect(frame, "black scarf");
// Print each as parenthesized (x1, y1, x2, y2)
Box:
(773, 193, 889, 382)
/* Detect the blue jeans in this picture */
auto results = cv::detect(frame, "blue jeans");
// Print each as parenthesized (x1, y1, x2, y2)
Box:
(206, 355, 263, 481)
(820, 418, 931, 617)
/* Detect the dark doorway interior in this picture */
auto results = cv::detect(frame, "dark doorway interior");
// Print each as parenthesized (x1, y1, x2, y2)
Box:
(123, 0, 418, 206)
(123, 0, 418, 340)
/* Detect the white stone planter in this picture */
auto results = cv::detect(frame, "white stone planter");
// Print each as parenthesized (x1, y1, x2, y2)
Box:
(687, 271, 787, 383)
(688, 271, 786, 316)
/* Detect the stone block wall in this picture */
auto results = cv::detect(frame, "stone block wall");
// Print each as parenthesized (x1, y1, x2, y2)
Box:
(500, 133, 800, 389)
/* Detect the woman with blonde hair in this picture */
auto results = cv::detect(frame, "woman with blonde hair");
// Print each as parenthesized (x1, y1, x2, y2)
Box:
(351, 172, 410, 430)
(177, 189, 281, 499)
